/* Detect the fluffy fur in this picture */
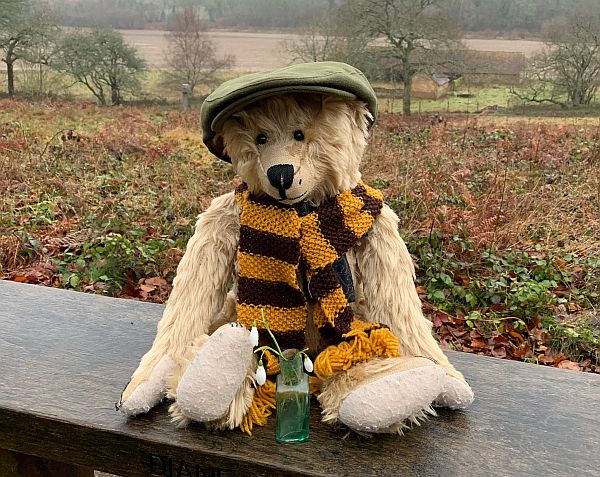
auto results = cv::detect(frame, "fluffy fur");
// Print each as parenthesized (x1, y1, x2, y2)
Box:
(120, 93, 473, 433)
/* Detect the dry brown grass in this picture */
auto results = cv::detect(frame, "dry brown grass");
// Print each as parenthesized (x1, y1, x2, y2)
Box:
(362, 114, 600, 261)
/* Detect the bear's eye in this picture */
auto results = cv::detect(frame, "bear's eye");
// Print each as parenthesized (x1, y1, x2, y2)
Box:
(256, 133, 268, 145)
(293, 130, 304, 141)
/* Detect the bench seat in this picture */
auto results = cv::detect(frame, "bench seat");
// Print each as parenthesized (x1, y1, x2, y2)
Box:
(0, 280, 599, 476)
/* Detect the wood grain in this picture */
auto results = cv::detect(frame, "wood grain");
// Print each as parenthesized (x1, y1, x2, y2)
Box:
(0, 280, 599, 477)
(0, 449, 94, 477)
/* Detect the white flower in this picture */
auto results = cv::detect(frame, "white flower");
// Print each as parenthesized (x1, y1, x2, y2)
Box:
(255, 363, 266, 385)
(249, 325, 259, 347)
(303, 356, 314, 373)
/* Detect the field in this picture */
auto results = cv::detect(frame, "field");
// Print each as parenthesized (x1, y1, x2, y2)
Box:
(1, 98, 599, 373)
(0, 30, 545, 73)
(122, 29, 294, 70)
(119, 30, 546, 70)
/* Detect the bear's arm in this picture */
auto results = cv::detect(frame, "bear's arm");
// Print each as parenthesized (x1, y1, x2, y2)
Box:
(120, 191, 240, 405)
(355, 203, 465, 381)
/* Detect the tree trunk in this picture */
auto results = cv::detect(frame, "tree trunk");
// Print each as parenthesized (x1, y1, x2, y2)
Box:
(39, 63, 43, 95)
(111, 85, 120, 105)
(402, 73, 412, 116)
(7, 60, 15, 96)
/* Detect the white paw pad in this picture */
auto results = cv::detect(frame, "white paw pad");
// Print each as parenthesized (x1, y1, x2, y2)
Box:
(176, 324, 254, 422)
(434, 377, 474, 410)
(339, 366, 446, 433)
(119, 355, 176, 416)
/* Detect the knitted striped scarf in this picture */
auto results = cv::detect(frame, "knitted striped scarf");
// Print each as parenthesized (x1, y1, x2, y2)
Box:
(234, 181, 402, 435)
(235, 180, 383, 349)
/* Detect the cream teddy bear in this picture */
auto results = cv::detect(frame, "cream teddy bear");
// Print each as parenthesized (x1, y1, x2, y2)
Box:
(118, 62, 473, 435)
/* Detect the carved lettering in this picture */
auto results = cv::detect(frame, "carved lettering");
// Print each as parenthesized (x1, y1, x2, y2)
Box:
(148, 454, 230, 477)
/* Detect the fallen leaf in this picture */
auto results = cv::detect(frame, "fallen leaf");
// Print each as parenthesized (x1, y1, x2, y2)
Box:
(145, 277, 167, 287)
(492, 334, 510, 345)
(139, 284, 157, 293)
(509, 330, 525, 343)
(512, 344, 532, 359)
(124, 283, 137, 296)
(530, 326, 545, 341)
(432, 313, 450, 327)
(557, 360, 580, 371)
(470, 339, 488, 349)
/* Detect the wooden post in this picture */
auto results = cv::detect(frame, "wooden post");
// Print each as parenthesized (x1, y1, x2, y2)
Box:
(181, 83, 191, 112)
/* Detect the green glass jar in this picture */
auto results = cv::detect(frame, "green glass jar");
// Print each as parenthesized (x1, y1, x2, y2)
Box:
(275, 351, 310, 443)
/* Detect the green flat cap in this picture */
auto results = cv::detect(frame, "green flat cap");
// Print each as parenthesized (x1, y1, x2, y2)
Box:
(200, 61, 378, 162)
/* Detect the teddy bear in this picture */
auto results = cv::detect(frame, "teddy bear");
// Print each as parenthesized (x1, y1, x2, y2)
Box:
(117, 62, 473, 435)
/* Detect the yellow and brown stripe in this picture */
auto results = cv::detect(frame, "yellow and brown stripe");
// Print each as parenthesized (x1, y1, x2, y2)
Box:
(235, 186, 306, 349)
(303, 182, 383, 338)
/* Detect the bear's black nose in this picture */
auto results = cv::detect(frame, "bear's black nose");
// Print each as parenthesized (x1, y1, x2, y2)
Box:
(267, 164, 294, 196)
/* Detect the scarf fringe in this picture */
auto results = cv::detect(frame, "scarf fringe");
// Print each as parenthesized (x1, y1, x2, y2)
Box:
(314, 327, 401, 381)
(240, 379, 276, 435)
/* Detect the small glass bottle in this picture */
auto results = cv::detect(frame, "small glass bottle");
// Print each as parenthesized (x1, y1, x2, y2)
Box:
(275, 350, 310, 443)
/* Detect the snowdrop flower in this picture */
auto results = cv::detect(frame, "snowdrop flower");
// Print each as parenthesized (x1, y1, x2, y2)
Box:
(255, 362, 266, 385)
(249, 324, 259, 347)
(303, 355, 313, 373)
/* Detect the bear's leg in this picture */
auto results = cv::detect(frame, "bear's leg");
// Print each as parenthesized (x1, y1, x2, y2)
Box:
(168, 323, 255, 428)
(318, 356, 448, 434)
(119, 354, 177, 416)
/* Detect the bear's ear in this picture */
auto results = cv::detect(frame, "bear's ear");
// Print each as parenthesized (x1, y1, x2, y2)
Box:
(321, 97, 372, 138)
(345, 100, 372, 138)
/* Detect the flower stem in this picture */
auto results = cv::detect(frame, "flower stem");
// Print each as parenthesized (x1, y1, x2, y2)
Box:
(261, 307, 285, 358)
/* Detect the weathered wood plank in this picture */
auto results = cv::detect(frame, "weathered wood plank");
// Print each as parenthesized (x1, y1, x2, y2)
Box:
(0, 280, 599, 477)
(0, 449, 94, 477)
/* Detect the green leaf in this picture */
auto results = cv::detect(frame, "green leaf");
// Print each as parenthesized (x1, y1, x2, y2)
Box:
(465, 293, 478, 307)
(432, 290, 445, 301)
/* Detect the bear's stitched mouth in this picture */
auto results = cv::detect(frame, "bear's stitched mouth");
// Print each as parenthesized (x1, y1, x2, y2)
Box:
(278, 191, 306, 202)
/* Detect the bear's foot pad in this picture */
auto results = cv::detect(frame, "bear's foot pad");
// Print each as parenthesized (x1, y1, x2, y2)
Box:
(175, 324, 254, 422)
(338, 365, 445, 433)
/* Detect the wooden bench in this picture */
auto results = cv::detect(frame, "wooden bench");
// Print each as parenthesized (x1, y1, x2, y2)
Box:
(0, 280, 599, 477)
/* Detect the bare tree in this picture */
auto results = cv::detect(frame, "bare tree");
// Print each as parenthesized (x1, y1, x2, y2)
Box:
(0, 2, 58, 96)
(350, 0, 463, 115)
(164, 7, 234, 97)
(281, 7, 372, 66)
(512, 11, 600, 107)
